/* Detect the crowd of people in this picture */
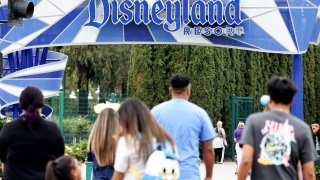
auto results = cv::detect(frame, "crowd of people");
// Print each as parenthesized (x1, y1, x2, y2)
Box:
(0, 75, 318, 180)
(0, 73, 216, 180)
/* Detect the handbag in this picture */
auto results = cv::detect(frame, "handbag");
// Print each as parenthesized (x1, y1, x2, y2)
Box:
(223, 139, 228, 147)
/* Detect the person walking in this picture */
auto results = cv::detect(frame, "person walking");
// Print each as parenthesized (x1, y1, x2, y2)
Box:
(0, 86, 65, 180)
(87, 108, 120, 180)
(311, 123, 320, 154)
(238, 77, 317, 180)
(112, 98, 176, 180)
(45, 155, 82, 180)
(213, 121, 226, 164)
(151, 73, 216, 180)
(234, 121, 245, 167)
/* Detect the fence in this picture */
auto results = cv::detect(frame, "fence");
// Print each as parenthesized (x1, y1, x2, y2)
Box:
(46, 92, 126, 115)
(46, 91, 127, 144)
(62, 133, 90, 145)
(230, 95, 256, 161)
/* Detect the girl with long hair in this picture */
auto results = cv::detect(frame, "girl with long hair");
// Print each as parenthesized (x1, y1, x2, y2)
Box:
(112, 98, 176, 180)
(0, 86, 64, 180)
(87, 108, 119, 179)
(45, 155, 82, 180)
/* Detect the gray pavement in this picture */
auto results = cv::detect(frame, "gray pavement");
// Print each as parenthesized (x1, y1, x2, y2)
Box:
(200, 162, 249, 180)
(82, 161, 249, 180)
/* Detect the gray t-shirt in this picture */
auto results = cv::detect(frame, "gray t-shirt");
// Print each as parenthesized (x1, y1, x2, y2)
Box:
(240, 110, 317, 180)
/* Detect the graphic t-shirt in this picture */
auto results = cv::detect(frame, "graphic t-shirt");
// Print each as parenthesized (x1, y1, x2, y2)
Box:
(240, 110, 317, 180)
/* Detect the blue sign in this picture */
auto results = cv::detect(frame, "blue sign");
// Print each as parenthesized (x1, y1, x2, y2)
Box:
(86, 0, 242, 32)
(0, 0, 318, 54)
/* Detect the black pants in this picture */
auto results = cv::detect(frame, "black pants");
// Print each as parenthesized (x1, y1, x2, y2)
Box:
(214, 148, 223, 163)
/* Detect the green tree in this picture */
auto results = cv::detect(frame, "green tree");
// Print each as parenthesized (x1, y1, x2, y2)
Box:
(61, 45, 131, 113)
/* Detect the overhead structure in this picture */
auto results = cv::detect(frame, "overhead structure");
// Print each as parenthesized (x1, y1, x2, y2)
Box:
(0, 0, 318, 119)
(0, 48, 67, 119)
(0, 0, 318, 54)
(311, 6, 320, 45)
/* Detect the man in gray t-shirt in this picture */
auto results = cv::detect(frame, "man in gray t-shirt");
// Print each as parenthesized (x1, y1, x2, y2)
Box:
(238, 77, 317, 180)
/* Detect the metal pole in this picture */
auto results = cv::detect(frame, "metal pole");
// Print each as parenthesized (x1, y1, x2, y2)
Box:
(111, 93, 117, 103)
(231, 94, 236, 161)
(292, 54, 303, 120)
(85, 160, 93, 180)
(59, 89, 64, 133)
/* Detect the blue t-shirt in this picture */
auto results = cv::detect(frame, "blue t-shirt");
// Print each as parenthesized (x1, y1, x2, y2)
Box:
(151, 98, 216, 180)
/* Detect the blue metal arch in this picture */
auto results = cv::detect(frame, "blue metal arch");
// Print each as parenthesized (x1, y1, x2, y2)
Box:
(1, 48, 67, 120)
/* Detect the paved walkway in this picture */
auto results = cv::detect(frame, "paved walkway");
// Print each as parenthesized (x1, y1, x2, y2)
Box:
(200, 162, 249, 180)
(82, 161, 249, 180)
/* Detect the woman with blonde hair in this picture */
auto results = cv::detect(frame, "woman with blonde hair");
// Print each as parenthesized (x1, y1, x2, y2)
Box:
(87, 108, 120, 180)
(112, 98, 176, 180)
(234, 121, 245, 170)
(213, 120, 227, 164)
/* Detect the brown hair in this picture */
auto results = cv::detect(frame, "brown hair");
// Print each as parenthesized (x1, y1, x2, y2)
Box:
(118, 98, 175, 161)
(88, 108, 119, 166)
(19, 86, 44, 124)
(45, 156, 78, 180)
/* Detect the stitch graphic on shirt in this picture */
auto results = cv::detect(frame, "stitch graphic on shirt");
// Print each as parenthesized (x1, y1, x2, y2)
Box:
(258, 120, 294, 167)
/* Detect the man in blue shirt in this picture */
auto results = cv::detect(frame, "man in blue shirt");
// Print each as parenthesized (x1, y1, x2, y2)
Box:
(151, 73, 216, 180)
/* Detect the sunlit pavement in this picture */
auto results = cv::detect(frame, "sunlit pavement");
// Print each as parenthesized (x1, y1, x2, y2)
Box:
(200, 162, 249, 180)
(81, 161, 249, 180)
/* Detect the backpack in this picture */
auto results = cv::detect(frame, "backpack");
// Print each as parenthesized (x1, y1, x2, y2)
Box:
(128, 144, 180, 180)
(215, 128, 228, 147)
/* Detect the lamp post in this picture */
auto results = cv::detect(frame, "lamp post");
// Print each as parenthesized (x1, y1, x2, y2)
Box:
(95, 87, 100, 102)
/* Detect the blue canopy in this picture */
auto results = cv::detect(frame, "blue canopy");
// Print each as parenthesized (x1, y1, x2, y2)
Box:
(0, 0, 318, 55)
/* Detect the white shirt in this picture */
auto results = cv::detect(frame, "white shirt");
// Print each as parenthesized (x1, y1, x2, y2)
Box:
(114, 136, 176, 180)
(213, 128, 225, 149)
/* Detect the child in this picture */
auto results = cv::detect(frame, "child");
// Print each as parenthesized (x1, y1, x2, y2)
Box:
(45, 155, 81, 180)
(112, 98, 176, 180)
(87, 108, 120, 179)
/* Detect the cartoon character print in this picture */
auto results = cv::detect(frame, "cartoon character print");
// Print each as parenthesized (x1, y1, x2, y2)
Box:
(143, 149, 180, 180)
(258, 120, 295, 167)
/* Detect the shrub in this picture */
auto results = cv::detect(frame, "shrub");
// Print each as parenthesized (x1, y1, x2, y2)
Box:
(65, 140, 88, 162)
(316, 165, 320, 177)
(0, 116, 9, 130)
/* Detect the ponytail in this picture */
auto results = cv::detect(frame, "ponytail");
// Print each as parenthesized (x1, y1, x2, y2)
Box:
(22, 105, 42, 126)
(45, 156, 76, 180)
(45, 160, 58, 180)
(19, 86, 44, 127)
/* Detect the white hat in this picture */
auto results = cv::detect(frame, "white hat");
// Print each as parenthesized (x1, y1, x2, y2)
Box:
(94, 101, 120, 114)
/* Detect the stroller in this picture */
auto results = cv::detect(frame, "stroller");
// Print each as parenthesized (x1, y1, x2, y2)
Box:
(234, 154, 238, 174)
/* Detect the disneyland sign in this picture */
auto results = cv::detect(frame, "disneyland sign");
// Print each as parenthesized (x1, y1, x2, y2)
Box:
(85, 0, 245, 36)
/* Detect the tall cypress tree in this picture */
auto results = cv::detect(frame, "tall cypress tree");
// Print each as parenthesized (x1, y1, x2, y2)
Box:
(303, 45, 317, 124)
(128, 45, 154, 106)
(128, 44, 320, 125)
(187, 46, 216, 119)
